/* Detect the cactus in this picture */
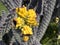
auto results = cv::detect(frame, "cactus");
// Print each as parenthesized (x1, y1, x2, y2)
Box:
(0, 0, 56, 45)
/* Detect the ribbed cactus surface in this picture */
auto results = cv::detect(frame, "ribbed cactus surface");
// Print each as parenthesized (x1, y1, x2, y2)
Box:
(0, 0, 56, 45)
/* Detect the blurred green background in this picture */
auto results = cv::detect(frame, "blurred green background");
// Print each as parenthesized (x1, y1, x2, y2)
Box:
(0, 2, 8, 15)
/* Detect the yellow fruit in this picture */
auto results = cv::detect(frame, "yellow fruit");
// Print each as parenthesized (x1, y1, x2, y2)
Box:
(56, 17, 59, 23)
(21, 25, 33, 35)
(14, 17, 24, 28)
(16, 6, 28, 18)
(23, 36, 29, 42)
(26, 17, 38, 26)
(16, 8, 19, 12)
(28, 9, 36, 18)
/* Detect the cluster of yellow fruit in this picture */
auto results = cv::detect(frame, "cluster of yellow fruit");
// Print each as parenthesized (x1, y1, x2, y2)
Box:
(16, 6, 38, 26)
(14, 6, 39, 42)
(14, 17, 24, 28)
(21, 25, 33, 35)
